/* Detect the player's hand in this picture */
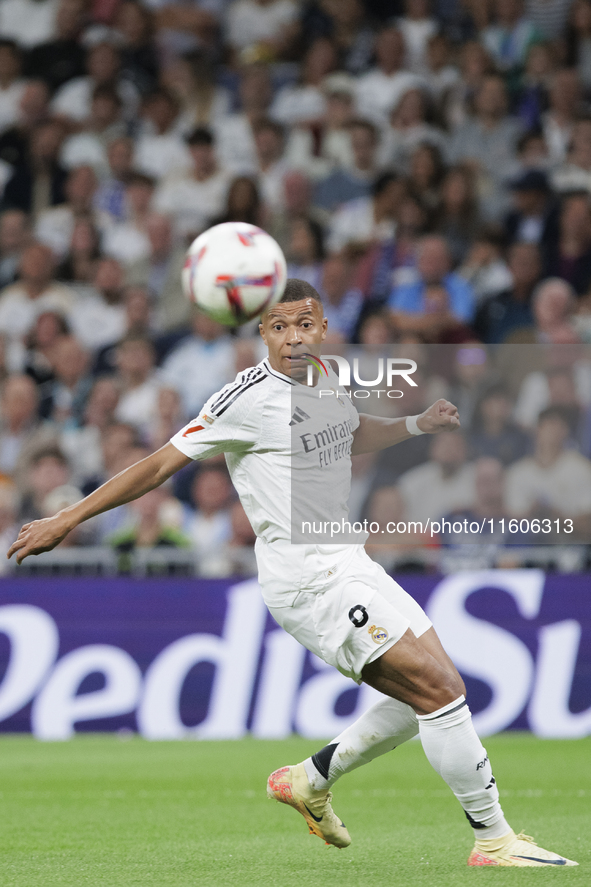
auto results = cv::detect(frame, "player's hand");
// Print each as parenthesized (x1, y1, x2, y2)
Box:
(7, 513, 72, 565)
(417, 399, 460, 434)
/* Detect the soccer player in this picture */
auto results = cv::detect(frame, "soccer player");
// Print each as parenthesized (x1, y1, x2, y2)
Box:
(7, 281, 576, 868)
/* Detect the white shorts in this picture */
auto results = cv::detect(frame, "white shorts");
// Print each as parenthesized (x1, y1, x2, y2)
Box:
(266, 546, 432, 684)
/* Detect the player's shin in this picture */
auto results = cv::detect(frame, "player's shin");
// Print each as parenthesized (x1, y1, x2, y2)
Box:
(417, 696, 511, 840)
(303, 697, 419, 791)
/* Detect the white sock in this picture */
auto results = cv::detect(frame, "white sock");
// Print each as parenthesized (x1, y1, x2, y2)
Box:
(417, 696, 511, 840)
(303, 697, 419, 791)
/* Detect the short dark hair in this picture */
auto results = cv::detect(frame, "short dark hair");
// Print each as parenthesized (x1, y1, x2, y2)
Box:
(186, 126, 214, 147)
(280, 278, 323, 305)
(372, 171, 400, 197)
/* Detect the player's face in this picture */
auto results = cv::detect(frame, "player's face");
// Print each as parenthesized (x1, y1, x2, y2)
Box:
(260, 298, 327, 378)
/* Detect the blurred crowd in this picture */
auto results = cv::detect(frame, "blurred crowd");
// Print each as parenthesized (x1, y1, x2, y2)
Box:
(2, 0, 591, 574)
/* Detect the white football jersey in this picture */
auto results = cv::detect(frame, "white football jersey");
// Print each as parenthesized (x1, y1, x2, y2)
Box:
(170, 357, 363, 603)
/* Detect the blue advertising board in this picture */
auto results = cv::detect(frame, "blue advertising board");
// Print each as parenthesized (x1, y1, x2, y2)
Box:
(0, 571, 589, 739)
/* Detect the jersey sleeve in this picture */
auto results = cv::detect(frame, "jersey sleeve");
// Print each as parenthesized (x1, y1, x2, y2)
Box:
(170, 368, 266, 461)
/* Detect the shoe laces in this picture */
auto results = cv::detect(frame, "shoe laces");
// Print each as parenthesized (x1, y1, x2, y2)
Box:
(514, 833, 535, 845)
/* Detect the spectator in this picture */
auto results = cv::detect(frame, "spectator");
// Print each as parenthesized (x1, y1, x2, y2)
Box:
(186, 464, 233, 574)
(0, 40, 25, 135)
(511, 277, 581, 343)
(398, 430, 475, 523)
(23, 310, 69, 386)
(68, 257, 126, 351)
(545, 191, 591, 294)
(161, 310, 235, 419)
(0, 208, 28, 290)
(163, 50, 231, 135)
(355, 26, 423, 127)
(126, 212, 189, 333)
(50, 40, 140, 124)
(434, 165, 480, 264)
(378, 86, 447, 171)
(318, 253, 365, 340)
(506, 405, 591, 537)
(357, 193, 429, 302)
(0, 482, 19, 570)
(115, 0, 159, 96)
(215, 500, 258, 577)
(469, 385, 530, 464)
(135, 88, 191, 181)
(225, 0, 300, 60)
(552, 117, 591, 194)
(313, 0, 374, 76)
(446, 343, 492, 428)
(407, 141, 445, 210)
(0, 78, 50, 172)
(284, 73, 357, 178)
(567, 1, 591, 92)
(388, 234, 476, 335)
(93, 136, 135, 223)
(440, 456, 508, 545)
(444, 40, 494, 130)
(514, 42, 555, 132)
(458, 229, 513, 306)
(328, 171, 404, 253)
(0, 374, 43, 477)
(214, 64, 272, 175)
(505, 168, 559, 249)
(56, 215, 101, 287)
(113, 332, 165, 437)
(20, 446, 72, 523)
(108, 485, 190, 567)
(526, 0, 573, 41)
(215, 176, 264, 227)
(0, 241, 73, 343)
(541, 67, 581, 163)
(146, 386, 185, 452)
(0, 0, 61, 50)
(474, 241, 542, 342)
(153, 126, 230, 238)
(60, 85, 126, 176)
(285, 215, 325, 289)
(252, 118, 291, 214)
(270, 37, 337, 126)
(424, 32, 460, 108)
(101, 172, 154, 266)
(396, 0, 438, 76)
(1, 119, 68, 216)
(41, 334, 93, 427)
(481, 0, 540, 75)
(35, 164, 100, 260)
(448, 74, 522, 220)
(365, 485, 432, 559)
(64, 392, 121, 489)
(314, 118, 378, 211)
(24, 0, 86, 93)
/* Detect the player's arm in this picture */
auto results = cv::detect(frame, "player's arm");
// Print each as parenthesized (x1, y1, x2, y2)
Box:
(351, 399, 460, 455)
(7, 443, 192, 565)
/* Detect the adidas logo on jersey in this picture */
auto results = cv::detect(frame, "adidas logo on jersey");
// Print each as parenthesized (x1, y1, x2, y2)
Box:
(289, 407, 311, 426)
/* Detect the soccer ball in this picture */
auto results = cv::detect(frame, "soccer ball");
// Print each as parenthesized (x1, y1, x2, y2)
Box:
(182, 222, 287, 326)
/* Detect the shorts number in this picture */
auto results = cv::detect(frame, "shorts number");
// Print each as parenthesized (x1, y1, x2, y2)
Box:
(349, 605, 369, 627)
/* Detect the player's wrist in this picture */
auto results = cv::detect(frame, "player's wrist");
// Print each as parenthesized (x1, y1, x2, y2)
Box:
(405, 414, 426, 436)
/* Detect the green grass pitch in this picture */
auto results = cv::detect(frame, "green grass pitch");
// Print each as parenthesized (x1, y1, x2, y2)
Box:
(0, 733, 588, 886)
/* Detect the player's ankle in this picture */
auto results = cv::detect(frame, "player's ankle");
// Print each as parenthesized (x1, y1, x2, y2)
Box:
(474, 818, 513, 847)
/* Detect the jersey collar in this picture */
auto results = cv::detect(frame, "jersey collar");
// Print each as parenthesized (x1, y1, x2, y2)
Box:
(261, 357, 296, 386)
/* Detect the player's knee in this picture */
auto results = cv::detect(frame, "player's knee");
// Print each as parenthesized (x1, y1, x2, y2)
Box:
(429, 669, 465, 710)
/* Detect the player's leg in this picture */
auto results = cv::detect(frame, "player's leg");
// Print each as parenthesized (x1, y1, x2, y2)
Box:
(362, 626, 577, 866)
(302, 625, 462, 792)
